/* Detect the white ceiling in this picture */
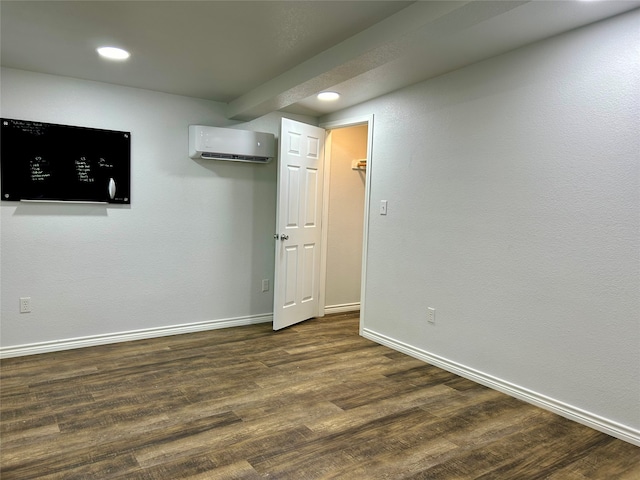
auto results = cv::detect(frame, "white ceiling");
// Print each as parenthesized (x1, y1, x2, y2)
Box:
(2, 1, 639, 120)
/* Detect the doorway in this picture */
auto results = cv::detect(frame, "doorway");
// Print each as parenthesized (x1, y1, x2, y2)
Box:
(273, 115, 373, 331)
(319, 115, 374, 329)
(322, 124, 368, 314)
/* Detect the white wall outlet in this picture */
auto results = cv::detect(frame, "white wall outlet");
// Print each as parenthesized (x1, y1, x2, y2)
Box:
(427, 307, 435, 324)
(262, 279, 269, 292)
(20, 297, 31, 313)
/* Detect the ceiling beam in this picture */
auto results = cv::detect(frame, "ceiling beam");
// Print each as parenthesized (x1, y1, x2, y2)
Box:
(226, 0, 530, 121)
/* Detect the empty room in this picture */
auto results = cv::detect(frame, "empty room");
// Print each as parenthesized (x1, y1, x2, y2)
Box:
(1, 1, 639, 478)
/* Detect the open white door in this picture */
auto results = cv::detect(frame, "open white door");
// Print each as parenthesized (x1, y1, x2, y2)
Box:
(273, 118, 326, 330)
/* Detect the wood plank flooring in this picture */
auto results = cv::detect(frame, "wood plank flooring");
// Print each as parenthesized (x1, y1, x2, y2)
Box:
(1, 313, 638, 479)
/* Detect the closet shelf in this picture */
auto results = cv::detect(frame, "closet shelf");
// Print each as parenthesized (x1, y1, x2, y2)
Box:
(351, 159, 367, 171)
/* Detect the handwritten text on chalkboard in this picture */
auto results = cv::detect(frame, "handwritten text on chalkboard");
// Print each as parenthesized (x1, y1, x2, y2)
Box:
(1, 118, 130, 204)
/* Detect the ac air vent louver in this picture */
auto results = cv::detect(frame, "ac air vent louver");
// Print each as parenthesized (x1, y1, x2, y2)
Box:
(189, 125, 275, 164)
(200, 152, 271, 163)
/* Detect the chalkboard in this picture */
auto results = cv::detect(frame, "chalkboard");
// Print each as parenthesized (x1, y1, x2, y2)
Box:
(1, 118, 130, 204)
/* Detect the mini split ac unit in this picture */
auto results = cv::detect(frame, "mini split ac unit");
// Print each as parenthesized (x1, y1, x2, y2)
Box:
(188, 125, 275, 164)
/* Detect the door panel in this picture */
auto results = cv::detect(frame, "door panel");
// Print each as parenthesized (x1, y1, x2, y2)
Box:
(301, 243, 316, 303)
(284, 246, 298, 307)
(273, 118, 325, 330)
(307, 136, 320, 158)
(304, 168, 318, 226)
(288, 131, 301, 154)
(286, 166, 300, 227)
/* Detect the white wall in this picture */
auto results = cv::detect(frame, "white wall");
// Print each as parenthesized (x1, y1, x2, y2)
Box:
(322, 10, 640, 442)
(0, 68, 314, 353)
(325, 125, 367, 308)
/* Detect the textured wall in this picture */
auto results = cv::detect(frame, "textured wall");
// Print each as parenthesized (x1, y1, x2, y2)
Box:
(0, 69, 305, 348)
(322, 11, 640, 433)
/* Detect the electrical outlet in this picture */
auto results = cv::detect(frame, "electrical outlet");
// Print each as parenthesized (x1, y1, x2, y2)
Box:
(427, 307, 435, 324)
(262, 279, 269, 292)
(20, 297, 31, 313)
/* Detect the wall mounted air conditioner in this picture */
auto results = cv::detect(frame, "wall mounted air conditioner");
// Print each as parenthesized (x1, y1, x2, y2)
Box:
(189, 125, 275, 164)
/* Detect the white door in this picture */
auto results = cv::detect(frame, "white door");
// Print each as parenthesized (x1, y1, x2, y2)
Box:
(273, 118, 326, 330)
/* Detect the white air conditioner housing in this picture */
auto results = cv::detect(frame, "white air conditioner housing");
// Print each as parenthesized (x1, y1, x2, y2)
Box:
(189, 125, 275, 164)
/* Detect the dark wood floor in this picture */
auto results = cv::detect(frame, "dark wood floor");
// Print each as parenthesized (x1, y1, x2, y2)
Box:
(1, 313, 638, 479)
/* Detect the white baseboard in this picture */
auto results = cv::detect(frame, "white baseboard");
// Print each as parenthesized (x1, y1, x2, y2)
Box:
(362, 327, 640, 447)
(0, 313, 273, 359)
(324, 303, 360, 315)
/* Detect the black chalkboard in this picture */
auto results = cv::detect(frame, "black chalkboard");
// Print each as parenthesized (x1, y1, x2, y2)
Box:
(1, 118, 130, 204)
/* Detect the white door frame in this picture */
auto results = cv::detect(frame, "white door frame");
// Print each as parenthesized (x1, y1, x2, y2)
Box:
(318, 114, 374, 335)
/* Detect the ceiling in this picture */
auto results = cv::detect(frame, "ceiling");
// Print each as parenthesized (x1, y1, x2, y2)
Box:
(2, 1, 639, 121)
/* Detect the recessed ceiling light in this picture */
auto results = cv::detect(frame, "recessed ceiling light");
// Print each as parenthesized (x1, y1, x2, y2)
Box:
(97, 47, 130, 60)
(317, 91, 340, 101)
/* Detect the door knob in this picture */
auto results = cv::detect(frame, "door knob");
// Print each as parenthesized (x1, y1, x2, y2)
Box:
(280, 234, 289, 240)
